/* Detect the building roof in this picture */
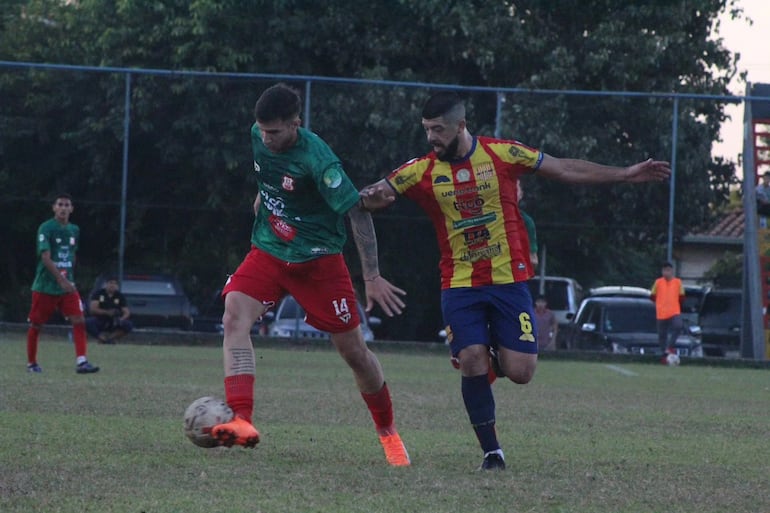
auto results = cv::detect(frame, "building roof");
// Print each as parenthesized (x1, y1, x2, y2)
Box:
(682, 207, 743, 245)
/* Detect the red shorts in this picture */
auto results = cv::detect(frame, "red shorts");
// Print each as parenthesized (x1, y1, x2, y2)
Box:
(28, 291, 84, 325)
(222, 247, 360, 334)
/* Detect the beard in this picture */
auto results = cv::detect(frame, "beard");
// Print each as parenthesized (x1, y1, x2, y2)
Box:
(435, 135, 460, 162)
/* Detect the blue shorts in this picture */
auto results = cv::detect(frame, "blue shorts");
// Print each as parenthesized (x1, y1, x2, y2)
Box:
(441, 282, 538, 357)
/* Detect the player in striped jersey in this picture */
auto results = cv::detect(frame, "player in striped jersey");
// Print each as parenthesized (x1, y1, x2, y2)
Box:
(361, 91, 670, 470)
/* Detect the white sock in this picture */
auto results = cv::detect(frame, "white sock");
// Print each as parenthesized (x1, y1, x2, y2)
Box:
(76, 356, 87, 365)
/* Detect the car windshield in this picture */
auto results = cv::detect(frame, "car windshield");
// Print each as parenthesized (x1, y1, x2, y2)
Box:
(699, 294, 741, 328)
(527, 280, 569, 310)
(120, 279, 178, 296)
(603, 305, 656, 333)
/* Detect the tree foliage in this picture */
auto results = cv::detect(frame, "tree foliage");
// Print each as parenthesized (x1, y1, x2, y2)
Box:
(0, 0, 744, 340)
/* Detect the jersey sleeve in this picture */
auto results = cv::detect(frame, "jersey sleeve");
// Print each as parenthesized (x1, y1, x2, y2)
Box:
(36, 224, 51, 256)
(314, 162, 360, 215)
(385, 157, 431, 196)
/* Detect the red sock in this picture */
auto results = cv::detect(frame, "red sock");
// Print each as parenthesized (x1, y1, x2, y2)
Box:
(72, 323, 87, 359)
(224, 374, 255, 422)
(27, 326, 40, 364)
(361, 382, 394, 433)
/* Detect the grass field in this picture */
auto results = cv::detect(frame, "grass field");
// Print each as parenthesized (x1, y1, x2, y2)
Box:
(1, 332, 769, 513)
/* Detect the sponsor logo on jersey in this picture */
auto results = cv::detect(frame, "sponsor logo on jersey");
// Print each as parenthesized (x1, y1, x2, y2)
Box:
(463, 227, 491, 245)
(452, 212, 497, 230)
(394, 175, 411, 186)
(433, 175, 451, 184)
(254, 161, 261, 173)
(282, 175, 295, 191)
(261, 190, 286, 217)
(268, 215, 296, 242)
(453, 196, 485, 216)
(460, 242, 502, 262)
(440, 183, 491, 198)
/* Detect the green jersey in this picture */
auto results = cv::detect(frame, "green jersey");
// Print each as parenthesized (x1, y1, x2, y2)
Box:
(31, 218, 79, 295)
(250, 125, 360, 262)
(521, 210, 537, 254)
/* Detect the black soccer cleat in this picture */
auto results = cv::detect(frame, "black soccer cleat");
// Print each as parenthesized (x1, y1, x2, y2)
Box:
(479, 452, 506, 471)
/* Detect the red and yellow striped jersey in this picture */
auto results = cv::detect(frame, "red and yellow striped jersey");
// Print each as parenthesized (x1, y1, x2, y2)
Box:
(387, 136, 543, 289)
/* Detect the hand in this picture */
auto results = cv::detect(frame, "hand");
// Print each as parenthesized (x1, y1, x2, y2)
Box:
(625, 158, 671, 183)
(359, 182, 396, 210)
(363, 276, 406, 317)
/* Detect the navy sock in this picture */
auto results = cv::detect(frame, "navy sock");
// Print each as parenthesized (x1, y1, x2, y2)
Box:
(461, 374, 499, 454)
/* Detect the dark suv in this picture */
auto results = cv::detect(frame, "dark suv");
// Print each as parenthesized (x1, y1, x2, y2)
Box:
(89, 273, 196, 330)
(566, 296, 703, 357)
(697, 288, 742, 357)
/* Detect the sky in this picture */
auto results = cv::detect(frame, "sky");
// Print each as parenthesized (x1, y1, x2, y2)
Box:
(711, 0, 770, 170)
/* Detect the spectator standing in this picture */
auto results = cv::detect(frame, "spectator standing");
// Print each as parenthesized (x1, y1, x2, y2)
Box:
(756, 171, 770, 218)
(650, 262, 684, 362)
(533, 295, 558, 352)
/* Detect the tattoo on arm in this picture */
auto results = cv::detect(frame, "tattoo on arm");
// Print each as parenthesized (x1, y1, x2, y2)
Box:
(347, 206, 380, 281)
(228, 348, 255, 374)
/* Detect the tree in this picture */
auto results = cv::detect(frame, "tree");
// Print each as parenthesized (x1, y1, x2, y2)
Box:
(0, 0, 744, 340)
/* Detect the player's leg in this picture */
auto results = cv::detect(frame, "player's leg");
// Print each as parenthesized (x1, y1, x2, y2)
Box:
(212, 248, 280, 448)
(294, 255, 409, 466)
(26, 292, 57, 372)
(488, 282, 539, 384)
(443, 287, 505, 470)
(61, 292, 98, 373)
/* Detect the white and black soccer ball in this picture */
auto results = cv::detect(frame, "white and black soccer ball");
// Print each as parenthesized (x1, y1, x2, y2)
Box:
(666, 353, 681, 366)
(183, 396, 233, 448)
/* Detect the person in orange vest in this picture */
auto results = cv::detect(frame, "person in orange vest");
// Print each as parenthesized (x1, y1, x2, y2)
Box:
(650, 262, 685, 362)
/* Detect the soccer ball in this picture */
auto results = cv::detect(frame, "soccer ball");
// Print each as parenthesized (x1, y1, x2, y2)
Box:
(183, 396, 233, 448)
(665, 353, 681, 366)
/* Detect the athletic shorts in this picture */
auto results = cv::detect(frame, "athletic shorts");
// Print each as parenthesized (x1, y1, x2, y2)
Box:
(222, 246, 360, 334)
(28, 291, 84, 325)
(441, 282, 538, 357)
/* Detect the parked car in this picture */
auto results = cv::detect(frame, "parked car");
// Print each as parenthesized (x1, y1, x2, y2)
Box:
(192, 288, 265, 335)
(588, 285, 651, 298)
(565, 296, 703, 357)
(89, 273, 196, 330)
(697, 288, 741, 357)
(264, 295, 381, 342)
(681, 285, 708, 327)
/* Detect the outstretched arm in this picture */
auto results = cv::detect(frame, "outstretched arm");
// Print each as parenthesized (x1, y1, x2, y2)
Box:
(347, 203, 406, 317)
(359, 179, 397, 211)
(537, 155, 671, 184)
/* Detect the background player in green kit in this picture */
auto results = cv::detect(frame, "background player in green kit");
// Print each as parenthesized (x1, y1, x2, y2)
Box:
(210, 83, 410, 466)
(26, 193, 99, 374)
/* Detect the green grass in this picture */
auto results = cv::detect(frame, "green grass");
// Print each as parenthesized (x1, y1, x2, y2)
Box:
(1, 332, 769, 513)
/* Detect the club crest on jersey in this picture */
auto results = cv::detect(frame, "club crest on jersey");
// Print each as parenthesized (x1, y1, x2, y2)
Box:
(69, 237, 75, 246)
(455, 169, 472, 183)
(281, 175, 295, 191)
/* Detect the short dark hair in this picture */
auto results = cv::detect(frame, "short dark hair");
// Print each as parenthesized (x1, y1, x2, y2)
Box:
(422, 91, 464, 120)
(254, 83, 302, 123)
(662, 262, 673, 269)
(52, 192, 72, 203)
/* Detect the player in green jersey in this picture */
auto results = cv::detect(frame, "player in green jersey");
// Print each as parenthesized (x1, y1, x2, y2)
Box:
(210, 83, 409, 466)
(26, 193, 99, 374)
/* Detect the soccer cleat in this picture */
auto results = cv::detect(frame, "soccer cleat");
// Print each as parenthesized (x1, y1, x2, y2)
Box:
(27, 363, 43, 373)
(479, 451, 506, 471)
(211, 416, 260, 448)
(379, 432, 410, 466)
(76, 361, 100, 374)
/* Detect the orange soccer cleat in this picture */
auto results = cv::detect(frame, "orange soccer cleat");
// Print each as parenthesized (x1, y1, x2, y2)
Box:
(211, 416, 261, 448)
(378, 432, 411, 466)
